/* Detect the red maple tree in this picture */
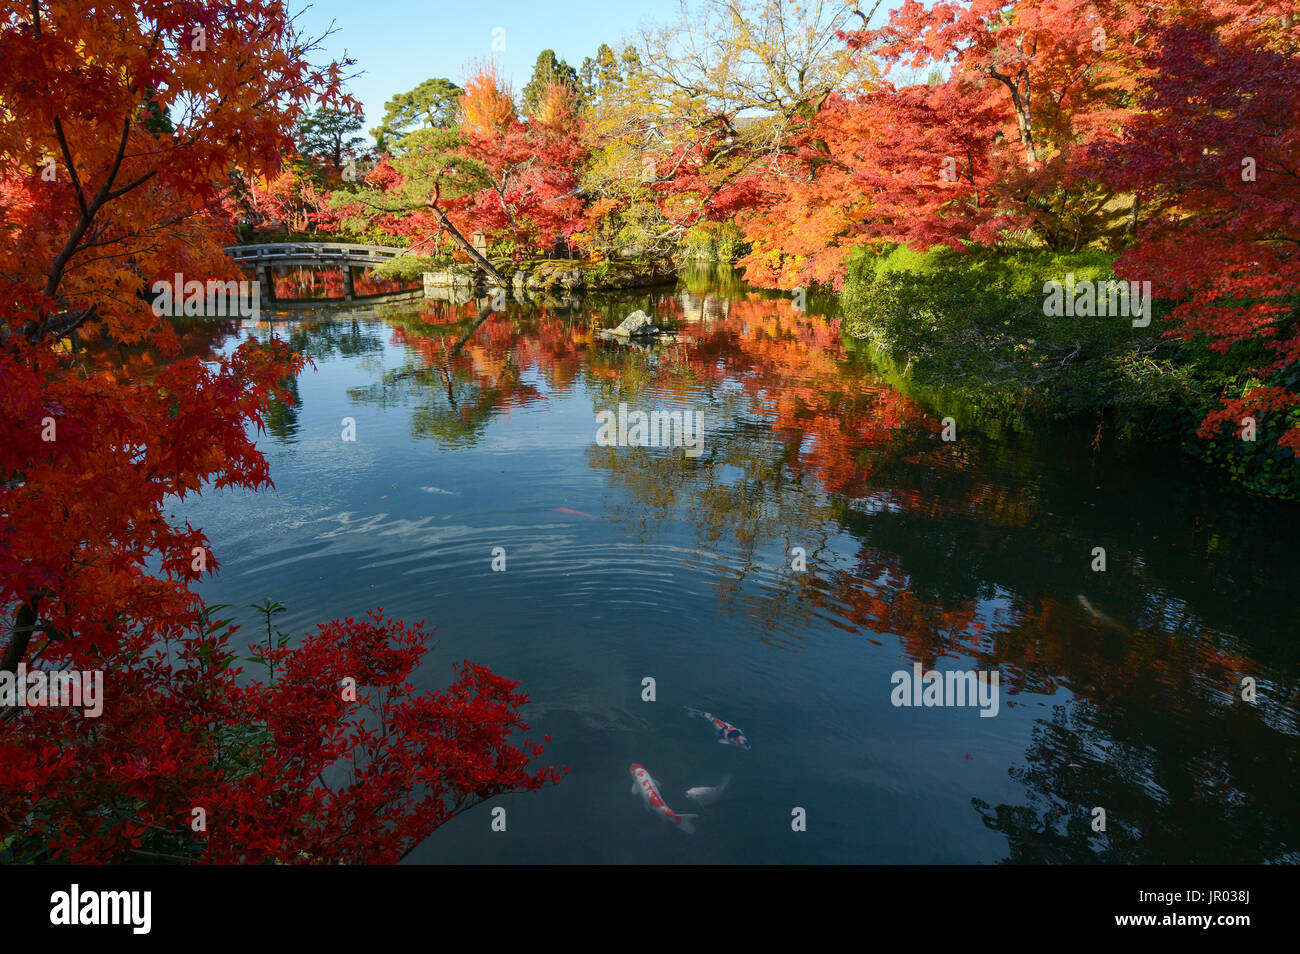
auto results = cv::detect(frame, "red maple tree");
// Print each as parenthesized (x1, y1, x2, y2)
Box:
(1090, 15, 1300, 453)
(0, 0, 562, 863)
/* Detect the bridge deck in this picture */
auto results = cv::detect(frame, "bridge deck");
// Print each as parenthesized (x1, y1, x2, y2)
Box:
(225, 242, 409, 266)
(225, 243, 416, 301)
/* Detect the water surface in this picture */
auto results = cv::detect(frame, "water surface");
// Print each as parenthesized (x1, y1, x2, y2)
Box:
(180, 269, 1300, 863)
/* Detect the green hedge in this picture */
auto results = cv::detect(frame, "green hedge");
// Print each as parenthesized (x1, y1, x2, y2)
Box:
(839, 244, 1300, 499)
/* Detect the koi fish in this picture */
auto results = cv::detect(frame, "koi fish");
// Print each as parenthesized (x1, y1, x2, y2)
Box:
(685, 776, 731, 806)
(1077, 594, 1123, 630)
(420, 486, 458, 495)
(685, 707, 750, 750)
(554, 507, 597, 518)
(629, 763, 696, 834)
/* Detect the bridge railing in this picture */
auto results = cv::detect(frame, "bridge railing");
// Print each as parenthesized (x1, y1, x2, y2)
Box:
(224, 242, 408, 263)
(223, 242, 422, 302)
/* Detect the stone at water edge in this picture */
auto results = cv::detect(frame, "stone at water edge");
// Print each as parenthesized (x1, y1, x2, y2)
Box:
(607, 310, 658, 337)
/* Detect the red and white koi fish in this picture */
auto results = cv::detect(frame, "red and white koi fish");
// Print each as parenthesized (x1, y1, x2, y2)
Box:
(629, 763, 697, 834)
(685, 707, 750, 749)
(554, 507, 597, 519)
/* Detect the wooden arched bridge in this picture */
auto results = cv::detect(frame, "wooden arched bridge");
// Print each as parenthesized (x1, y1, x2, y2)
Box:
(225, 242, 410, 301)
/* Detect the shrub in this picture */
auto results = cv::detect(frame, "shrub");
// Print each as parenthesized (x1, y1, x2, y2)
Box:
(841, 245, 1204, 437)
(683, 221, 748, 263)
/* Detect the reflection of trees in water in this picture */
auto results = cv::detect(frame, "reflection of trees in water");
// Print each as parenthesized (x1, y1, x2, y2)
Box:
(813, 416, 1300, 862)
(958, 588, 1299, 863)
(278, 316, 387, 361)
(973, 689, 1300, 863)
(267, 266, 419, 300)
(305, 280, 1300, 860)
(820, 425, 1300, 682)
(806, 414, 1300, 863)
(354, 270, 417, 296)
(568, 287, 1300, 862)
(581, 295, 919, 631)
(264, 373, 301, 443)
(348, 294, 718, 449)
(347, 349, 542, 448)
(346, 300, 548, 448)
(273, 266, 345, 299)
(584, 413, 841, 623)
(244, 317, 389, 444)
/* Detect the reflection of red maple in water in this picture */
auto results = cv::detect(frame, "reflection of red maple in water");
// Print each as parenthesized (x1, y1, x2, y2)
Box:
(268, 266, 419, 299)
(388, 306, 547, 419)
(647, 300, 1265, 715)
(366, 297, 1267, 720)
(354, 272, 415, 296)
(810, 513, 1263, 717)
(273, 266, 343, 299)
(386, 294, 933, 499)
(670, 295, 930, 498)
(389, 301, 623, 414)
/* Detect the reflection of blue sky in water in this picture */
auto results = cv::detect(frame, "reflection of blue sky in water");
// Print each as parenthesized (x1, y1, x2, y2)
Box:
(180, 284, 1300, 864)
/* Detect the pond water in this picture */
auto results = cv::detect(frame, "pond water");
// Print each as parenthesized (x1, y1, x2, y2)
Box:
(179, 268, 1300, 864)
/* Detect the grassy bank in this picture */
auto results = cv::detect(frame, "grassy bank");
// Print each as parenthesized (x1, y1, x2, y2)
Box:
(839, 244, 1300, 500)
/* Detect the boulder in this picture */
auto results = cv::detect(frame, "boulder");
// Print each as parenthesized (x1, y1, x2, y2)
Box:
(606, 310, 658, 337)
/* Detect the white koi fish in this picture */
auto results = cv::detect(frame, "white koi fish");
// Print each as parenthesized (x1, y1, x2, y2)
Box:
(1077, 594, 1123, 630)
(630, 763, 697, 834)
(685, 775, 731, 807)
(685, 706, 750, 749)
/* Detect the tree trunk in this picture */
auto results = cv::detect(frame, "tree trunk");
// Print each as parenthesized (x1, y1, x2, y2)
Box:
(1, 597, 41, 674)
(1011, 77, 1037, 165)
(1126, 193, 1141, 238)
(426, 200, 506, 286)
(451, 299, 497, 354)
(987, 67, 1037, 165)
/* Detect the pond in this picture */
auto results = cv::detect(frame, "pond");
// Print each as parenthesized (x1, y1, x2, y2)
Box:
(178, 267, 1300, 863)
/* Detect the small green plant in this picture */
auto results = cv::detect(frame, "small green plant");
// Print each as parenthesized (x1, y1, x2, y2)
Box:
(489, 237, 519, 259)
(248, 597, 289, 681)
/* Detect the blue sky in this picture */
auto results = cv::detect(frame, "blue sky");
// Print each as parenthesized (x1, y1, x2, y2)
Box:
(293, 0, 679, 138)
(292, 0, 898, 143)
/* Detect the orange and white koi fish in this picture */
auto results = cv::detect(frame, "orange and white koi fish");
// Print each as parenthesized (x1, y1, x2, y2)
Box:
(629, 763, 697, 834)
(685, 707, 750, 749)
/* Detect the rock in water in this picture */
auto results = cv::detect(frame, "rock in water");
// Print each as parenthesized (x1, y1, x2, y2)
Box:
(609, 310, 658, 337)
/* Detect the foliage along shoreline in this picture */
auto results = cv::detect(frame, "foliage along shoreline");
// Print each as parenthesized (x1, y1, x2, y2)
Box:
(232, 2, 1296, 503)
(236, 223, 1296, 501)
(836, 245, 1299, 501)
